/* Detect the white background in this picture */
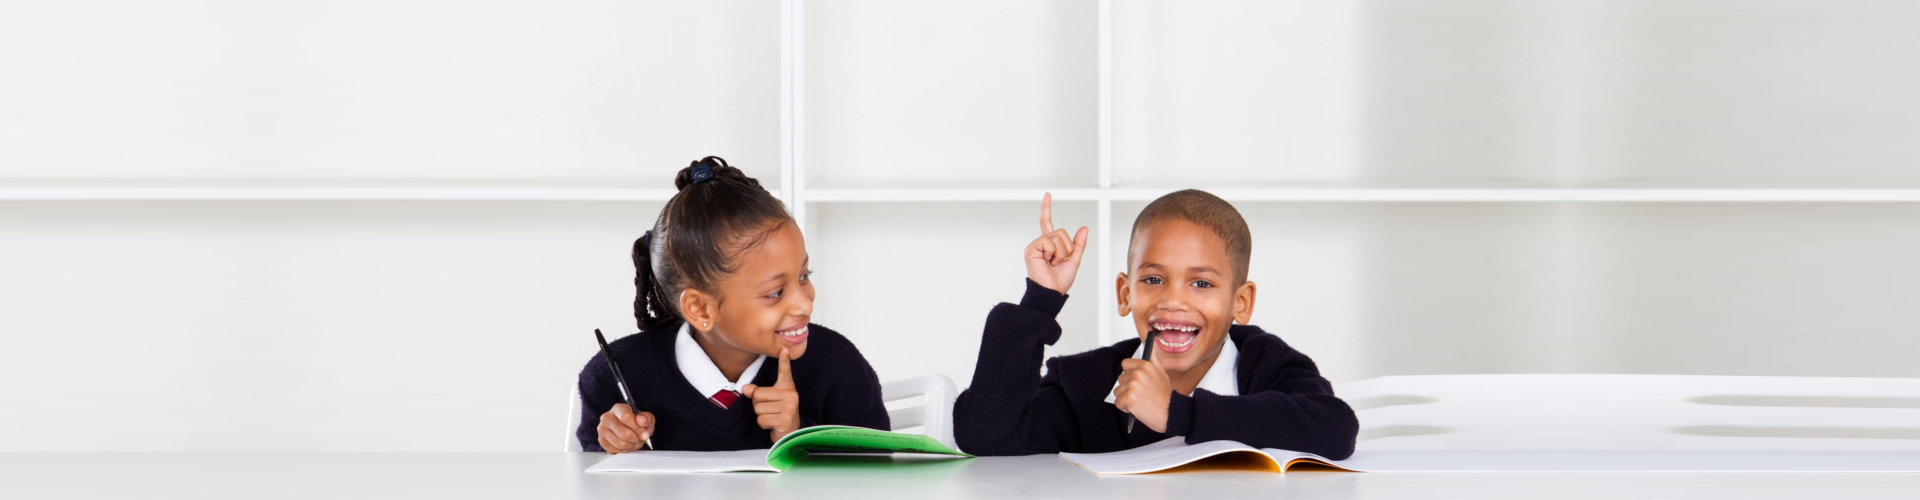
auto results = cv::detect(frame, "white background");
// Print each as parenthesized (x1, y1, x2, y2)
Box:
(4, 0, 1920, 452)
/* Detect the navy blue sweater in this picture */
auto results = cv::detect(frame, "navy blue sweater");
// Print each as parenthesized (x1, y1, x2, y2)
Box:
(954, 280, 1359, 459)
(574, 321, 890, 451)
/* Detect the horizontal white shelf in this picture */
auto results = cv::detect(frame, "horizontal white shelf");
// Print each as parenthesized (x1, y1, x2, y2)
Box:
(807, 187, 1920, 203)
(10, 186, 1920, 202)
(0, 186, 681, 201)
(806, 188, 1108, 202)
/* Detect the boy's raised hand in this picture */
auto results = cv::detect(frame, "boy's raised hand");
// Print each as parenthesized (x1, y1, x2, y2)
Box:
(596, 403, 655, 453)
(741, 348, 801, 442)
(1027, 193, 1090, 294)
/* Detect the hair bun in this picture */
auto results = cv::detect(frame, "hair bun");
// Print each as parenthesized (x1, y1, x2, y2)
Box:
(674, 156, 736, 191)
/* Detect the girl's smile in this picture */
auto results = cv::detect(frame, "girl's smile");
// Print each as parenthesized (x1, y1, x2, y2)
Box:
(775, 323, 809, 345)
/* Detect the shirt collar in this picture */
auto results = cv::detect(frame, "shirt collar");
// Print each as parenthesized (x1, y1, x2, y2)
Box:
(1108, 331, 1241, 404)
(1192, 335, 1240, 396)
(674, 322, 766, 395)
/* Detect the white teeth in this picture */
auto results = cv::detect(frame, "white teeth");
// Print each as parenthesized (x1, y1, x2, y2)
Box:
(1157, 336, 1192, 348)
(777, 326, 807, 337)
(1152, 323, 1199, 333)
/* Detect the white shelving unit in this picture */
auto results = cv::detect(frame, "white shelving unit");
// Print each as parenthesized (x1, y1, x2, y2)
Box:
(10, 0, 1920, 454)
(8, 0, 1920, 380)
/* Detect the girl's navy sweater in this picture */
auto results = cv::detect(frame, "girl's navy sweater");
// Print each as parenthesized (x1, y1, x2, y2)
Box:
(574, 321, 890, 451)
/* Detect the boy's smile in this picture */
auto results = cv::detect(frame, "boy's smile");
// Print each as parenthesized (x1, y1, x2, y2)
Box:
(1147, 320, 1202, 354)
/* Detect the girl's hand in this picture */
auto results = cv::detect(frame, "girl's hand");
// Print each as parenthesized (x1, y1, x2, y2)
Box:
(741, 348, 801, 442)
(1026, 193, 1090, 294)
(596, 404, 655, 453)
(1113, 358, 1174, 433)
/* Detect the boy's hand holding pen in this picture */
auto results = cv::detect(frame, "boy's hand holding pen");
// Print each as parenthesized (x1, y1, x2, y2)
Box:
(1115, 342, 1173, 434)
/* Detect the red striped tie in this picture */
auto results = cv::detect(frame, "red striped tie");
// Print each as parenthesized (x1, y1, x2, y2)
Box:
(709, 389, 742, 409)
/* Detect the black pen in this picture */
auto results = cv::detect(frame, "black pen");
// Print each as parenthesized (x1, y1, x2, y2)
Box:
(1125, 330, 1161, 434)
(594, 329, 652, 450)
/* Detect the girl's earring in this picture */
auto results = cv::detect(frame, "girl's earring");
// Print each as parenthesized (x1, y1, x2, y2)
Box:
(703, 322, 710, 328)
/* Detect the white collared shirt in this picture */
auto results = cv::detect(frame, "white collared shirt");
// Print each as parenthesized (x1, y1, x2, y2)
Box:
(1106, 334, 1240, 404)
(674, 323, 766, 397)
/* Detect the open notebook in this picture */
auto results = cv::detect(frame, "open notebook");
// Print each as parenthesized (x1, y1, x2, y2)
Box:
(585, 425, 971, 473)
(1059, 437, 1361, 475)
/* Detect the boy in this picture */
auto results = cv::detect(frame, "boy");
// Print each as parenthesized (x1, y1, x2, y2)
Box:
(953, 190, 1358, 458)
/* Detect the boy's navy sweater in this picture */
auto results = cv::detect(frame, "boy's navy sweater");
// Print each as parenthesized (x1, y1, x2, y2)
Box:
(954, 279, 1359, 459)
(574, 321, 889, 452)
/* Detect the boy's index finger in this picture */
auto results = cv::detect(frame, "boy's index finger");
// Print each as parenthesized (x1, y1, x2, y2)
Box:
(1040, 192, 1054, 235)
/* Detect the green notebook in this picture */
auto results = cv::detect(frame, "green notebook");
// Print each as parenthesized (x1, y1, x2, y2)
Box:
(585, 425, 972, 473)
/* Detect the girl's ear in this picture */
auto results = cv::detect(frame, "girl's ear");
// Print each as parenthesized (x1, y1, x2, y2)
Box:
(1115, 272, 1133, 317)
(1232, 280, 1257, 325)
(679, 289, 719, 332)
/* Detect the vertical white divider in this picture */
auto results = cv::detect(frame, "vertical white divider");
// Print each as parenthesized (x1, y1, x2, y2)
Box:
(1096, 199, 1114, 345)
(1095, 0, 1117, 345)
(781, 0, 809, 235)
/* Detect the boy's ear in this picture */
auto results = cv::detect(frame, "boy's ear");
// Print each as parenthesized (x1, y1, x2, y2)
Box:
(1232, 280, 1257, 325)
(1115, 272, 1133, 317)
(679, 289, 718, 332)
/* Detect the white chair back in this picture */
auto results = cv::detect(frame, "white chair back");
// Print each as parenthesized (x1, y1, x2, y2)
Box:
(564, 384, 584, 452)
(881, 374, 960, 449)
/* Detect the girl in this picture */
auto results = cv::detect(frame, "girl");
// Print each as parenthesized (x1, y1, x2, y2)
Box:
(576, 157, 889, 452)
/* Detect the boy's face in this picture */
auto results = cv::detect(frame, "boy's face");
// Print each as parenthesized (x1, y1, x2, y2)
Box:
(1117, 219, 1255, 379)
(709, 221, 815, 359)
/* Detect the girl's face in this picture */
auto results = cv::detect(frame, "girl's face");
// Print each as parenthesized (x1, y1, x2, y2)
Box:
(703, 221, 815, 359)
(1116, 219, 1254, 380)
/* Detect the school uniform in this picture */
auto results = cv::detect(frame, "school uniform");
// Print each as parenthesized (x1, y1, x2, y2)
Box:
(953, 279, 1359, 459)
(575, 321, 890, 451)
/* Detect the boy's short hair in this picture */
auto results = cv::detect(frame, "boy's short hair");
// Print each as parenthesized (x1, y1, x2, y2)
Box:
(1128, 189, 1253, 284)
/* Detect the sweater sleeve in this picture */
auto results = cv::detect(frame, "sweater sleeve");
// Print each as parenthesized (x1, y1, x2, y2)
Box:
(1167, 348, 1359, 460)
(575, 360, 617, 453)
(952, 279, 1082, 456)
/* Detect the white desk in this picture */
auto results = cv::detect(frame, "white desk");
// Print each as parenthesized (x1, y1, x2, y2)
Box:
(1343, 374, 1920, 452)
(2, 453, 1916, 500)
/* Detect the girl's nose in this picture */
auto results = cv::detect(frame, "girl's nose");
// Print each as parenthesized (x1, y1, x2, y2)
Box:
(790, 294, 814, 317)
